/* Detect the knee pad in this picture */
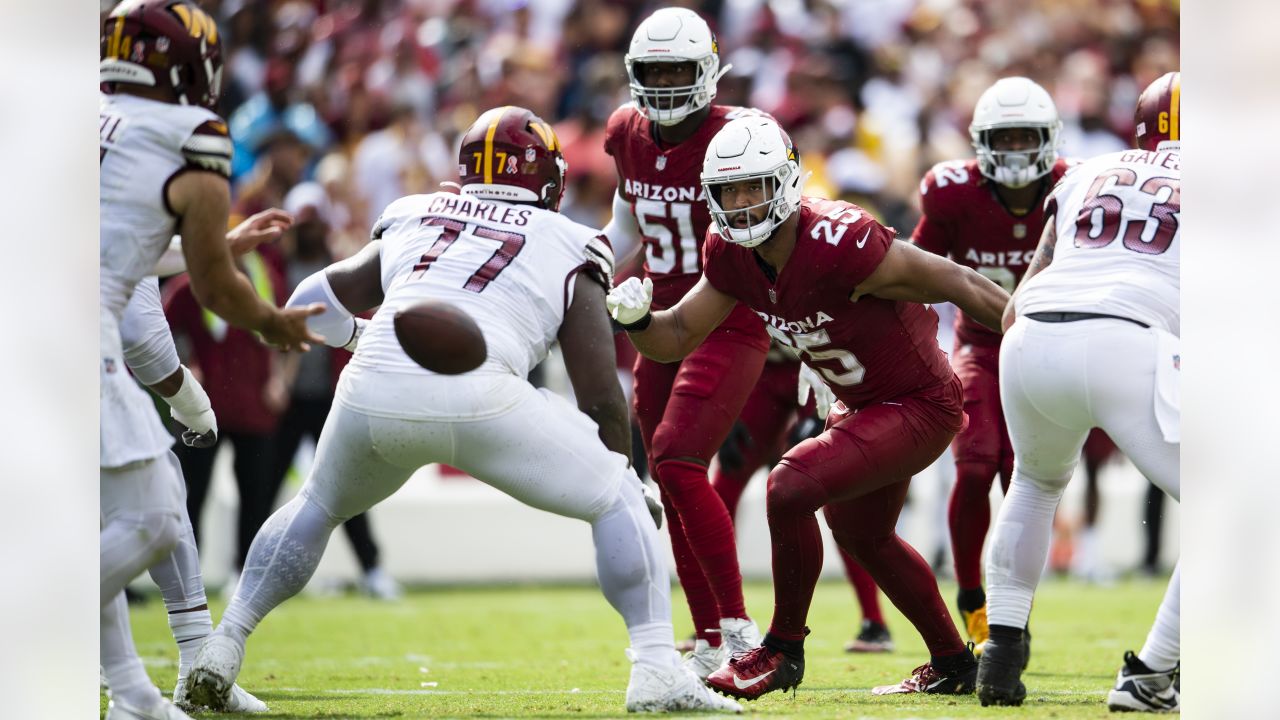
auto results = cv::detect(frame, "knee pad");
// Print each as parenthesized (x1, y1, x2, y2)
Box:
(649, 423, 716, 469)
(765, 464, 827, 518)
(110, 508, 183, 564)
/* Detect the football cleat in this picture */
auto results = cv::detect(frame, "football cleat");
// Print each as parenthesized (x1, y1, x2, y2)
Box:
(977, 634, 1028, 706)
(871, 647, 977, 695)
(625, 651, 743, 714)
(845, 619, 894, 653)
(104, 695, 194, 720)
(961, 604, 990, 655)
(681, 639, 724, 681)
(173, 676, 268, 713)
(360, 567, 404, 601)
(674, 633, 698, 654)
(184, 632, 244, 712)
(718, 617, 763, 658)
(705, 645, 805, 700)
(1106, 651, 1179, 713)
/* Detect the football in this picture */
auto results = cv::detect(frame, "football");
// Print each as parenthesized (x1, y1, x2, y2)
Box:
(393, 299, 487, 375)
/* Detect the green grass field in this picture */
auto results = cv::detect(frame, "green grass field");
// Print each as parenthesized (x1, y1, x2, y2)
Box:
(106, 577, 1168, 718)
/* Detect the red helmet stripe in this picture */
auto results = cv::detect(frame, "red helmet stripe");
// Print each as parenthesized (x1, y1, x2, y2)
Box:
(483, 106, 511, 184)
(1169, 74, 1179, 142)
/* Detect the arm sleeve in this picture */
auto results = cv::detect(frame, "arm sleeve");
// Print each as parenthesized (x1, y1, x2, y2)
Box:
(600, 191, 642, 267)
(285, 269, 362, 348)
(120, 276, 182, 386)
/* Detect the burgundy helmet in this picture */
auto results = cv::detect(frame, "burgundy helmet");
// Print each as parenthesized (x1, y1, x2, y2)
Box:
(1134, 71, 1180, 151)
(100, 0, 224, 111)
(457, 106, 567, 211)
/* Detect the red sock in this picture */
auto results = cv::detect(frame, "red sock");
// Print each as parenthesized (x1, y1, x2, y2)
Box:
(948, 461, 999, 590)
(839, 549, 884, 625)
(656, 460, 747, 622)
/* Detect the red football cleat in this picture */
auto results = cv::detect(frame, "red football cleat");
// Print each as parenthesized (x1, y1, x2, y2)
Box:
(705, 645, 804, 700)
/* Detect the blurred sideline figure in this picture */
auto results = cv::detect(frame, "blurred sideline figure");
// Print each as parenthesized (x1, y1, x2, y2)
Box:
(976, 72, 1181, 713)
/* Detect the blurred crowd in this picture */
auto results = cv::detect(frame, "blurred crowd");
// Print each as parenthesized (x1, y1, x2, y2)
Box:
(183, 0, 1179, 249)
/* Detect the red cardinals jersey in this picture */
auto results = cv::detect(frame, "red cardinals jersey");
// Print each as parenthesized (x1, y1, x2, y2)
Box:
(605, 104, 768, 308)
(912, 157, 1073, 347)
(703, 197, 954, 411)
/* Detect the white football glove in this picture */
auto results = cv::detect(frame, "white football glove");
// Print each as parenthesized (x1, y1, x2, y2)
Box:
(641, 481, 664, 529)
(797, 363, 835, 419)
(606, 276, 653, 327)
(166, 366, 219, 448)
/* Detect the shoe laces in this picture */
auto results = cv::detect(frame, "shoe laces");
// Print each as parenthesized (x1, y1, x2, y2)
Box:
(728, 645, 775, 673)
(909, 662, 941, 686)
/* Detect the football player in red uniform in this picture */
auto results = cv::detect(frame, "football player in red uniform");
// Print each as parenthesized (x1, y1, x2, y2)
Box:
(601, 7, 771, 676)
(912, 77, 1072, 653)
(609, 117, 1010, 700)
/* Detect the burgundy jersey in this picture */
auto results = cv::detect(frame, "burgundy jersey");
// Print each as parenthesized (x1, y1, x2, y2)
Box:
(605, 103, 768, 308)
(912, 157, 1074, 348)
(703, 197, 954, 411)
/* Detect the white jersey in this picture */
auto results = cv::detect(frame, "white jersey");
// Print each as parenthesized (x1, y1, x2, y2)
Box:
(344, 192, 599, 416)
(1018, 146, 1180, 335)
(100, 92, 232, 322)
(99, 93, 231, 467)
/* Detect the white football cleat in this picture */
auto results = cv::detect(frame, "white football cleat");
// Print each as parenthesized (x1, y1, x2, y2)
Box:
(681, 639, 724, 680)
(625, 650, 743, 714)
(360, 566, 403, 601)
(184, 633, 244, 712)
(105, 695, 194, 720)
(718, 617, 762, 658)
(174, 676, 268, 713)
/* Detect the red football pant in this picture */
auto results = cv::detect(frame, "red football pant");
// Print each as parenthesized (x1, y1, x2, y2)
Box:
(765, 376, 966, 656)
(947, 344, 1014, 592)
(710, 360, 886, 627)
(634, 305, 768, 643)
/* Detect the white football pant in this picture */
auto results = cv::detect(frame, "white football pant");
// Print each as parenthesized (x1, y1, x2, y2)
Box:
(218, 372, 674, 664)
(986, 318, 1179, 634)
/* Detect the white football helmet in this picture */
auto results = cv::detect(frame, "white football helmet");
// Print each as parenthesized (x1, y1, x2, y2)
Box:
(701, 117, 803, 248)
(970, 77, 1062, 188)
(625, 8, 728, 126)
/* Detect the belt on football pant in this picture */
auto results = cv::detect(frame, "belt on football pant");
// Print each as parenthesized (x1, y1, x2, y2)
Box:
(1025, 311, 1150, 329)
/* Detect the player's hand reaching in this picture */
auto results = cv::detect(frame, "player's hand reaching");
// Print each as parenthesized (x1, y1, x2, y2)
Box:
(797, 363, 835, 419)
(227, 208, 294, 256)
(606, 276, 653, 328)
(261, 304, 326, 352)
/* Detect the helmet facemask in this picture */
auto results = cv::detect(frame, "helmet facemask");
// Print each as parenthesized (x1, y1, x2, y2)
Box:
(704, 162, 800, 248)
(972, 125, 1060, 189)
(626, 56, 726, 126)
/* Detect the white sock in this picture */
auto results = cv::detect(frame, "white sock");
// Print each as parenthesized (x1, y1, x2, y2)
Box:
(102, 592, 162, 708)
(169, 608, 213, 678)
(629, 621, 681, 668)
(1138, 562, 1180, 672)
(986, 472, 1064, 628)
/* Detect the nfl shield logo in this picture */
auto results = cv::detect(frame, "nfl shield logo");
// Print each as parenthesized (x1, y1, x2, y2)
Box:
(768, 289, 777, 304)
(655, 155, 667, 171)
(525, 148, 536, 162)
(1013, 223, 1027, 239)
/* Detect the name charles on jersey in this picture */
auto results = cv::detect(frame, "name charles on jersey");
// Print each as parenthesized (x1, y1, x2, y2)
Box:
(423, 194, 533, 227)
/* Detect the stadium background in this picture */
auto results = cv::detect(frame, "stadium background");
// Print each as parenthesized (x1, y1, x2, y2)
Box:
(139, 0, 1180, 587)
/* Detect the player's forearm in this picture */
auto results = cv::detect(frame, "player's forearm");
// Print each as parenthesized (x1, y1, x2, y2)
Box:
(949, 268, 1009, 333)
(188, 266, 278, 334)
(625, 310, 698, 363)
(582, 397, 633, 467)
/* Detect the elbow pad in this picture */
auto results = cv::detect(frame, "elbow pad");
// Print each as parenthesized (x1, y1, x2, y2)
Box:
(121, 277, 181, 386)
(601, 193, 642, 268)
(285, 270, 362, 349)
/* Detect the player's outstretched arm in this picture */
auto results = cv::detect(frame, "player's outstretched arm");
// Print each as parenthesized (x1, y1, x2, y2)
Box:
(560, 274, 632, 465)
(285, 240, 384, 352)
(608, 275, 737, 363)
(853, 239, 1009, 332)
(1003, 220, 1058, 332)
(169, 171, 324, 351)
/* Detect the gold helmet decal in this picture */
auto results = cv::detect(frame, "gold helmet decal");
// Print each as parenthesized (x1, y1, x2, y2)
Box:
(169, 3, 219, 45)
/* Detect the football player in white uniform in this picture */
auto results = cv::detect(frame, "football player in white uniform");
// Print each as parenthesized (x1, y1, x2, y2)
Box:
(185, 106, 742, 715)
(99, 2, 320, 718)
(977, 72, 1181, 713)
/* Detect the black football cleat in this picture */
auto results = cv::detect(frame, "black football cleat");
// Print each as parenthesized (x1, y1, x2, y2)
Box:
(977, 634, 1028, 706)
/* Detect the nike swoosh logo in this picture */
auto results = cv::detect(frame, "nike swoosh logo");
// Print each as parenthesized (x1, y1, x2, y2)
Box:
(733, 670, 775, 689)
(856, 228, 871, 248)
